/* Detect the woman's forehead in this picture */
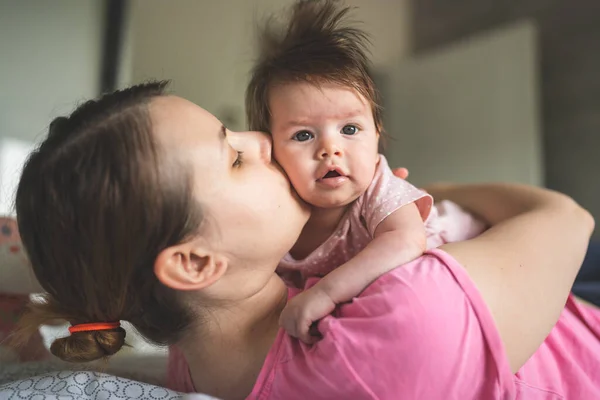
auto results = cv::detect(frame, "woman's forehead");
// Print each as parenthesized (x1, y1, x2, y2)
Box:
(150, 96, 221, 145)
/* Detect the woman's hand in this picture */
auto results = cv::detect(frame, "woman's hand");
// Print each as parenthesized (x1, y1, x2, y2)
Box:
(392, 168, 409, 180)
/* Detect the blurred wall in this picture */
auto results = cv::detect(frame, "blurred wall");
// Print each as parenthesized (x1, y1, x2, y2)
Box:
(411, 0, 600, 236)
(125, 0, 412, 130)
(384, 21, 543, 187)
(0, 0, 104, 142)
(0, 0, 104, 214)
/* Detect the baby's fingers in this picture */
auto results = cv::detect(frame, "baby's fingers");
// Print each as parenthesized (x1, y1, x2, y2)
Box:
(297, 318, 318, 344)
(279, 306, 300, 339)
(280, 301, 317, 344)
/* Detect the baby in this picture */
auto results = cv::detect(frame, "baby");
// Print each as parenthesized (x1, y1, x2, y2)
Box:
(246, 0, 485, 343)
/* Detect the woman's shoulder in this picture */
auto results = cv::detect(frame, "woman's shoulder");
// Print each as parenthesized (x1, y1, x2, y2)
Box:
(262, 250, 516, 399)
(323, 249, 489, 319)
(320, 249, 506, 349)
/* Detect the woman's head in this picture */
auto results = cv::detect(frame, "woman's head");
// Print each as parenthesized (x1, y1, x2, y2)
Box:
(16, 82, 308, 362)
(149, 95, 309, 298)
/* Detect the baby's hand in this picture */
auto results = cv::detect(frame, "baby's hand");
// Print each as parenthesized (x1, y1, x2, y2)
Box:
(279, 287, 336, 344)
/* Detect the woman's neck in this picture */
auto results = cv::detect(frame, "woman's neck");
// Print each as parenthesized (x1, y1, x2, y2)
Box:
(180, 273, 287, 400)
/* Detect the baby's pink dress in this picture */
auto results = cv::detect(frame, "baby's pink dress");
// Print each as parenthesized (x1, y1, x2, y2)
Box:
(277, 155, 486, 282)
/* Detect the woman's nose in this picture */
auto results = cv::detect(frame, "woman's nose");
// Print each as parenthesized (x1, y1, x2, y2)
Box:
(254, 131, 273, 163)
(230, 130, 272, 163)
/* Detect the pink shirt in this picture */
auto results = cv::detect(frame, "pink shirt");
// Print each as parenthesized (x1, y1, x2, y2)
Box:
(168, 249, 600, 399)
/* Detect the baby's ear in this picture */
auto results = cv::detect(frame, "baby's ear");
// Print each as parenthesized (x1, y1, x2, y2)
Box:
(154, 239, 228, 291)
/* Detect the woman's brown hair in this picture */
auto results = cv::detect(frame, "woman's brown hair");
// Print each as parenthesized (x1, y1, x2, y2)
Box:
(15, 81, 202, 362)
(245, 0, 384, 135)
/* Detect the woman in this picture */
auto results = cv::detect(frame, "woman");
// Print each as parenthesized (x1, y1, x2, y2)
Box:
(15, 82, 598, 399)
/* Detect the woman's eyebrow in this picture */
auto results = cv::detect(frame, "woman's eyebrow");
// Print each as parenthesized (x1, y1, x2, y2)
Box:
(219, 125, 227, 154)
(219, 125, 234, 162)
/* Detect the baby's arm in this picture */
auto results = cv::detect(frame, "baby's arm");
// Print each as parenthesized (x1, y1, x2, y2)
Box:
(280, 202, 426, 343)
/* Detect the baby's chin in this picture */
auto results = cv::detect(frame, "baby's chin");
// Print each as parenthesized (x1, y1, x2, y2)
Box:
(301, 192, 360, 210)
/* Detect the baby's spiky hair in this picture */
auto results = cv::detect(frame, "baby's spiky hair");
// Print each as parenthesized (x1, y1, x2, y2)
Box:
(245, 0, 383, 134)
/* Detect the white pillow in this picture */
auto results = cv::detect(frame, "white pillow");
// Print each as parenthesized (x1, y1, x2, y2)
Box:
(0, 370, 195, 399)
(0, 137, 35, 217)
(0, 138, 42, 295)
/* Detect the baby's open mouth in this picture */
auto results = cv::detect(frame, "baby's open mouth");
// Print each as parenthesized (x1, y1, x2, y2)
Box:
(316, 167, 348, 188)
(322, 170, 342, 179)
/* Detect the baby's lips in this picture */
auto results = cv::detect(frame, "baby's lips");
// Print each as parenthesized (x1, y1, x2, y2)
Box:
(316, 164, 346, 180)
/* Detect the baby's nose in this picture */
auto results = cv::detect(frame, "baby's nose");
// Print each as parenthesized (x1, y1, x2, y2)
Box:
(318, 139, 342, 159)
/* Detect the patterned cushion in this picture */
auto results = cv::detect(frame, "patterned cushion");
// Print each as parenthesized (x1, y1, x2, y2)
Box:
(0, 370, 186, 399)
(0, 370, 221, 399)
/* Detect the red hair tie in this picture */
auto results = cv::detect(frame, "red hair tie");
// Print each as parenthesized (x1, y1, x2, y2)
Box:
(68, 322, 121, 334)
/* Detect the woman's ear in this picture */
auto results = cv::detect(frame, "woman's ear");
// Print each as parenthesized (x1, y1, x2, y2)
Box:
(154, 240, 228, 291)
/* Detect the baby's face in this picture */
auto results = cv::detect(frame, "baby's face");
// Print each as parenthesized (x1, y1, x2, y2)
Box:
(269, 82, 380, 209)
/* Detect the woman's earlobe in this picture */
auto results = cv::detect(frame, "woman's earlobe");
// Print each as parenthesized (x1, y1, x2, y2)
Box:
(154, 244, 228, 291)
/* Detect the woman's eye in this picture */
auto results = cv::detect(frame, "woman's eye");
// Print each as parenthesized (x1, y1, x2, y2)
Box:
(293, 131, 314, 142)
(233, 151, 244, 168)
(341, 125, 358, 135)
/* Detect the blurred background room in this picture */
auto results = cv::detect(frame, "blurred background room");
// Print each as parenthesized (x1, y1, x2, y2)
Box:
(1, 0, 599, 383)
(0, 0, 598, 256)
(3, 0, 599, 225)
(3, 0, 599, 231)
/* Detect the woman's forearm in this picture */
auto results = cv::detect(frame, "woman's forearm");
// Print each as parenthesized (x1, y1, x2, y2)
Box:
(434, 183, 594, 372)
(424, 182, 593, 229)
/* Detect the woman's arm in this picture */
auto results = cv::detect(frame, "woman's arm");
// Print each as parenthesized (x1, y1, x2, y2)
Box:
(429, 183, 594, 372)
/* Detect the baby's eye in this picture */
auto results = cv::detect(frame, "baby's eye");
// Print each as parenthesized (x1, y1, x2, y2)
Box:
(293, 131, 314, 142)
(233, 151, 244, 168)
(341, 125, 358, 135)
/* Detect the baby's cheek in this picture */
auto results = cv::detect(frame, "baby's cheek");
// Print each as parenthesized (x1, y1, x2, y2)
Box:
(271, 139, 290, 162)
(272, 143, 314, 193)
(281, 163, 314, 201)
(356, 159, 378, 189)
(273, 146, 303, 174)
(285, 165, 310, 191)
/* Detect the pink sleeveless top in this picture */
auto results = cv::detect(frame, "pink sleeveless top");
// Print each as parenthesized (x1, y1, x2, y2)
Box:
(169, 249, 600, 399)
